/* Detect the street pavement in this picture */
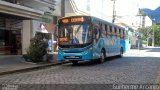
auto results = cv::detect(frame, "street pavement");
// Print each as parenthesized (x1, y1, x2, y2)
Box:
(0, 52, 60, 75)
(0, 47, 160, 90)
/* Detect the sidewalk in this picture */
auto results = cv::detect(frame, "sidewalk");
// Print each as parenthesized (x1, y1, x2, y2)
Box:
(0, 52, 66, 76)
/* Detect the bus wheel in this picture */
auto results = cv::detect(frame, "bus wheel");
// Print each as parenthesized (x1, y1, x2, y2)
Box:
(119, 48, 123, 58)
(71, 61, 78, 65)
(99, 49, 106, 63)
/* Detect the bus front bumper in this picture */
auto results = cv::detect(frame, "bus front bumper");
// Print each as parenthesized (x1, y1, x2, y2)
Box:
(58, 51, 93, 62)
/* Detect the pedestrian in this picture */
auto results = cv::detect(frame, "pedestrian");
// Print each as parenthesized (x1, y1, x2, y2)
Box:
(48, 39, 52, 52)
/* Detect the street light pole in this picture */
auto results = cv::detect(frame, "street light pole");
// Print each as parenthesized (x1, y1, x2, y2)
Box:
(152, 22, 155, 47)
(61, 0, 65, 17)
(111, 0, 116, 23)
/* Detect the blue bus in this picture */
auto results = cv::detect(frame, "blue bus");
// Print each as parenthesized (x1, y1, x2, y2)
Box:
(120, 29, 129, 53)
(58, 16, 127, 64)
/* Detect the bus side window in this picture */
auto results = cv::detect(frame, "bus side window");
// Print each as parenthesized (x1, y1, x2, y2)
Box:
(125, 31, 128, 39)
(93, 26, 99, 45)
(107, 25, 110, 38)
(112, 27, 114, 36)
(105, 25, 108, 37)
(93, 26, 99, 39)
(88, 25, 92, 41)
(123, 30, 126, 39)
(120, 29, 124, 39)
(117, 29, 120, 39)
(102, 24, 106, 38)
(110, 26, 112, 38)
(99, 22, 102, 38)
(112, 26, 115, 38)
(114, 27, 117, 38)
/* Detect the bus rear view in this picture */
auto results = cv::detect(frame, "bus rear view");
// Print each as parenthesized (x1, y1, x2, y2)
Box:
(58, 16, 93, 64)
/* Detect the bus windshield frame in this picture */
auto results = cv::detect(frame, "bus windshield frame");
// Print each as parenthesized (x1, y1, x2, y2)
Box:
(58, 23, 92, 48)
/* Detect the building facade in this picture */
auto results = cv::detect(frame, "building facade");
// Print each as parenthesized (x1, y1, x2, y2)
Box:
(0, 0, 59, 55)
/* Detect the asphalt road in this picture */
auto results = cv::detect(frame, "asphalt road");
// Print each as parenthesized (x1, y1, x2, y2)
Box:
(0, 47, 160, 90)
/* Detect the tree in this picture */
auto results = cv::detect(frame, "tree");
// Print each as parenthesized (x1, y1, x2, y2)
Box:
(25, 34, 48, 62)
(154, 26, 160, 46)
(139, 26, 151, 41)
(139, 25, 160, 46)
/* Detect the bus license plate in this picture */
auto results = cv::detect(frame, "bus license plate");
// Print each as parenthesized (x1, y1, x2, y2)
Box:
(65, 56, 80, 59)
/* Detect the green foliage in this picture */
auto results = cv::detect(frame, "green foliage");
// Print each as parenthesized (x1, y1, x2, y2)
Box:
(154, 28, 160, 46)
(25, 34, 48, 62)
(139, 25, 160, 46)
(139, 27, 150, 41)
(47, 54, 53, 61)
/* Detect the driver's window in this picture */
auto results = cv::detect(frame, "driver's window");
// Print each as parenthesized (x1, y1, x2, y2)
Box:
(95, 28, 99, 39)
(88, 25, 92, 42)
(93, 23, 100, 44)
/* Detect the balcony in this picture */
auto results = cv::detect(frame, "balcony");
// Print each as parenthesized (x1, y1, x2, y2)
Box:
(16, 0, 56, 14)
(0, 0, 44, 19)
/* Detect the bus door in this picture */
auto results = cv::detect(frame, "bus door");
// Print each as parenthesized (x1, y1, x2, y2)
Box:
(92, 23, 101, 58)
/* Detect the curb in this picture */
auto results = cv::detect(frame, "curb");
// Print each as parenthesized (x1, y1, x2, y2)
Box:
(0, 61, 69, 76)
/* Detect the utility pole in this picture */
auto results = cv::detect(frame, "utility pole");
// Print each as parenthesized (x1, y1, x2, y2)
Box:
(142, 16, 146, 27)
(111, 0, 116, 23)
(136, 8, 143, 49)
(61, 0, 65, 17)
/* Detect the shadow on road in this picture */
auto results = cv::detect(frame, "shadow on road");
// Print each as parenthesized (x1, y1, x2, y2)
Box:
(61, 56, 121, 67)
(144, 47, 160, 52)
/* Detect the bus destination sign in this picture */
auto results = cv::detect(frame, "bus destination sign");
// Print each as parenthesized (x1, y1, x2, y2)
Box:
(61, 17, 84, 24)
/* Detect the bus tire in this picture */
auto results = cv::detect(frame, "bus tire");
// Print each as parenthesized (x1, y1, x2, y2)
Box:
(99, 49, 106, 63)
(71, 61, 78, 65)
(119, 48, 123, 58)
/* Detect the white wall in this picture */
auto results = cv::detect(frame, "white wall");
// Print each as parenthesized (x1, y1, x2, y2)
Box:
(145, 16, 152, 27)
(22, 20, 31, 54)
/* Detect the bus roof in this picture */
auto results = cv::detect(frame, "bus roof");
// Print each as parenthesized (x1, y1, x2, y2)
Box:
(60, 15, 125, 30)
(90, 16, 125, 30)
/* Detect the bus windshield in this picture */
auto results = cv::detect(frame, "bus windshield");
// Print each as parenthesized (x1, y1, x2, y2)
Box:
(59, 24, 92, 46)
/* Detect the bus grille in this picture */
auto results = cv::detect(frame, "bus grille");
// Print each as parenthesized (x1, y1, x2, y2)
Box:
(64, 51, 82, 53)
(64, 56, 82, 59)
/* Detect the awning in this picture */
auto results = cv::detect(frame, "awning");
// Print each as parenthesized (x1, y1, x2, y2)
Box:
(0, 1, 44, 20)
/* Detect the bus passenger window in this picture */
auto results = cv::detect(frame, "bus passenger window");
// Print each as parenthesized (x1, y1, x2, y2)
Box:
(107, 25, 110, 38)
(125, 31, 128, 39)
(94, 28, 99, 38)
(117, 29, 120, 39)
(120, 29, 124, 39)
(115, 28, 118, 39)
(102, 24, 106, 38)
(115, 28, 117, 35)
(110, 26, 112, 34)
(105, 25, 108, 37)
(112, 27, 114, 35)
(112, 27, 115, 35)
(123, 30, 126, 39)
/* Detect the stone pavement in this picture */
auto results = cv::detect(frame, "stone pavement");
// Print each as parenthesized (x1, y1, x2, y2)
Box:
(0, 52, 63, 75)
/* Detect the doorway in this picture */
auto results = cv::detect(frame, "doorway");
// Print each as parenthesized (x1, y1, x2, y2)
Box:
(0, 29, 21, 55)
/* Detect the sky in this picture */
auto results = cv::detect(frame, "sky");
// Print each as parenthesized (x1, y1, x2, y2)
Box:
(73, 0, 160, 27)
(114, 0, 160, 27)
(138, 0, 160, 10)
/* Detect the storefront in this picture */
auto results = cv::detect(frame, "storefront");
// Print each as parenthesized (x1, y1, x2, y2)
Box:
(0, 0, 43, 55)
(32, 14, 58, 52)
(0, 17, 22, 55)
